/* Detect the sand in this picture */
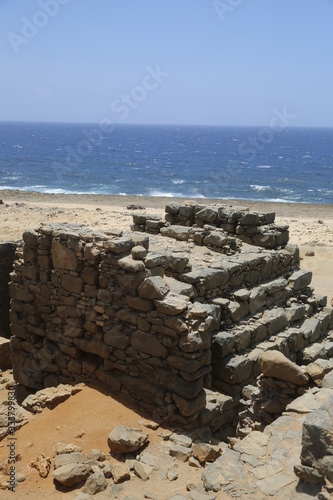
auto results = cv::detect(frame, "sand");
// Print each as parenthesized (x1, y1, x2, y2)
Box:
(1, 189, 332, 300)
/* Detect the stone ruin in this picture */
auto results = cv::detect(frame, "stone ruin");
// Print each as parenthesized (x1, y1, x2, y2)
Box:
(4, 202, 332, 443)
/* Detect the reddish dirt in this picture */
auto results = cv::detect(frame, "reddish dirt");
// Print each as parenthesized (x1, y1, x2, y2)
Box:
(0, 380, 201, 499)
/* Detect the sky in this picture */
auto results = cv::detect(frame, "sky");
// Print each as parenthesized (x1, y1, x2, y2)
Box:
(1, 0, 333, 127)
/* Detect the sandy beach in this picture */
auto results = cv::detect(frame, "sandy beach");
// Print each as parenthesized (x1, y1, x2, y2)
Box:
(1, 189, 332, 301)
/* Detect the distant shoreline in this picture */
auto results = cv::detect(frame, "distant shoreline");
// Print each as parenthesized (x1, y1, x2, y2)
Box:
(0, 189, 332, 219)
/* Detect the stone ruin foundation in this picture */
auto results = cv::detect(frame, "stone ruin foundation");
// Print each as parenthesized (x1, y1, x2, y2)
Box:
(5, 203, 333, 437)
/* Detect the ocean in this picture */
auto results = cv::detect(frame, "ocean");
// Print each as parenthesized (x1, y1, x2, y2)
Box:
(0, 122, 332, 204)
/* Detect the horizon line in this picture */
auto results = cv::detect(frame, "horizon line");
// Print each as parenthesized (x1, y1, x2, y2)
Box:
(1, 120, 333, 130)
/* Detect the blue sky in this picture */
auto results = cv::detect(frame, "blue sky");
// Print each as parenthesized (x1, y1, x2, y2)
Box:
(1, 0, 333, 126)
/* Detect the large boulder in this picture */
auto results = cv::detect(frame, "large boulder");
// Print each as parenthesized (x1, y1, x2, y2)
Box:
(259, 350, 309, 386)
(53, 463, 91, 487)
(107, 425, 148, 453)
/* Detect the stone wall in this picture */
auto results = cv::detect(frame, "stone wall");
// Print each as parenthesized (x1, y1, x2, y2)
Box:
(8, 209, 333, 432)
(9, 225, 220, 425)
(132, 203, 289, 249)
(0, 242, 18, 338)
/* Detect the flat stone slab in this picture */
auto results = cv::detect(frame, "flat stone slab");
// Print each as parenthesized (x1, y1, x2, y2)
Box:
(286, 388, 333, 413)
(256, 472, 297, 495)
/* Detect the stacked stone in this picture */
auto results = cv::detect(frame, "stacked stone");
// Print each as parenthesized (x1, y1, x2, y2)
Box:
(179, 248, 298, 303)
(132, 205, 289, 251)
(210, 269, 333, 398)
(131, 213, 166, 234)
(9, 224, 224, 426)
(0, 241, 18, 338)
(236, 351, 310, 435)
(238, 374, 308, 434)
(163, 203, 289, 249)
(7, 207, 333, 435)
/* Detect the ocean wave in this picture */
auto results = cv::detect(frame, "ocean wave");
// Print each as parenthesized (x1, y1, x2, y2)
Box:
(278, 188, 294, 194)
(148, 189, 185, 198)
(250, 184, 272, 191)
(257, 165, 272, 169)
(260, 198, 298, 203)
(172, 179, 185, 185)
(0, 185, 100, 195)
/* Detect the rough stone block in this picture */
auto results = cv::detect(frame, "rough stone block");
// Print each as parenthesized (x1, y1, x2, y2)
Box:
(138, 276, 169, 299)
(131, 330, 168, 358)
(118, 256, 145, 273)
(212, 332, 234, 358)
(215, 355, 253, 384)
(239, 213, 260, 226)
(289, 270, 312, 290)
(155, 294, 189, 316)
(125, 295, 153, 312)
(173, 389, 206, 417)
(300, 394, 333, 484)
(52, 240, 78, 271)
(62, 275, 84, 294)
(203, 231, 227, 248)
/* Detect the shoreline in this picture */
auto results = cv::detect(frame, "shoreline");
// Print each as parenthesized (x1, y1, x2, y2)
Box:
(1, 189, 332, 218)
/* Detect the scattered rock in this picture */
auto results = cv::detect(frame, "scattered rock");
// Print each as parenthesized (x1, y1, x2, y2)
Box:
(170, 433, 192, 448)
(139, 451, 157, 468)
(127, 204, 145, 210)
(138, 419, 160, 430)
(53, 452, 86, 470)
(30, 454, 51, 478)
(112, 463, 131, 484)
(22, 385, 82, 413)
(83, 468, 108, 495)
(201, 463, 225, 492)
(15, 472, 26, 483)
(53, 463, 92, 487)
(133, 461, 153, 481)
(86, 449, 107, 462)
(189, 456, 201, 468)
(55, 443, 82, 455)
(169, 445, 191, 462)
(192, 443, 221, 463)
(167, 469, 178, 481)
(102, 461, 113, 478)
(108, 425, 148, 453)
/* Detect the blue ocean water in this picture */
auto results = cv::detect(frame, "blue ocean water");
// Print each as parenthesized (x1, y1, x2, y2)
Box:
(0, 122, 332, 204)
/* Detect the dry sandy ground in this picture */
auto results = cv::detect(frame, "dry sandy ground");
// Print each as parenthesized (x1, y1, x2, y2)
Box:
(0, 191, 332, 498)
(0, 378, 203, 499)
(1, 190, 332, 300)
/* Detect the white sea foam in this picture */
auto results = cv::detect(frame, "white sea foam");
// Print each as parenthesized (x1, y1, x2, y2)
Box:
(149, 190, 184, 198)
(172, 179, 185, 184)
(257, 165, 272, 169)
(250, 184, 272, 191)
(262, 198, 298, 203)
(278, 188, 294, 194)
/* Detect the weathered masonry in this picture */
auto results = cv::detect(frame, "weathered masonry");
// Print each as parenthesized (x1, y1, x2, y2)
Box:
(8, 203, 333, 431)
(0, 242, 17, 339)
